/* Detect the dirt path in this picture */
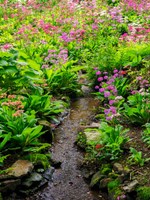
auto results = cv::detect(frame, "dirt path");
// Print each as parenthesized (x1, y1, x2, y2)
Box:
(29, 97, 106, 200)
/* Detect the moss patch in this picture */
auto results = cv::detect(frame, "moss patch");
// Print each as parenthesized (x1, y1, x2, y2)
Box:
(136, 186, 150, 200)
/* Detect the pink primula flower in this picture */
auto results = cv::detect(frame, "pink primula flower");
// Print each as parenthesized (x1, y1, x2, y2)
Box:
(2, 44, 12, 50)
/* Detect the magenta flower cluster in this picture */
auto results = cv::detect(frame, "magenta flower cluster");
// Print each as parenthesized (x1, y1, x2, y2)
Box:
(94, 68, 126, 121)
(123, 0, 150, 12)
(60, 29, 85, 43)
(109, 7, 124, 23)
(131, 76, 150, 95)
(119, 25, 150, 43)
(95, 69, 124, 97)
(42, 49, 68, 69)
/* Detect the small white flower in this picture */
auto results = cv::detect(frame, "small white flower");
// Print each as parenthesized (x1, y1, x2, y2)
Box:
(115, 96, 123, 100)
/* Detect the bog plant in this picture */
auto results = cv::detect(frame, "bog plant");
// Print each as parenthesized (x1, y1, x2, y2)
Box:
(142, 123, 150, 147)
(0, 49, 43, 94)
(97, 122, 129, 160)
(123, 93, 150, 125)
(43, 63, 81, 97)
(0, 104, 49, 152)
(85, 122, 129, 161)
(23, 94, 66, 122)
(128, 147, 150, 167)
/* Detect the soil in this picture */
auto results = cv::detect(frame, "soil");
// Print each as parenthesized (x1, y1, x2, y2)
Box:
(122, 127, 150, 187)
(25, 97, 107, 200)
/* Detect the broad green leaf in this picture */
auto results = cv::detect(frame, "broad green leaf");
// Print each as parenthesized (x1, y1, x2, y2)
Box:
(0, 133, 12, 151)
(27, 59, 40, 70)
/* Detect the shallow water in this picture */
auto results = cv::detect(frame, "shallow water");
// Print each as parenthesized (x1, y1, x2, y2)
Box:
(26, 97, 106, 200)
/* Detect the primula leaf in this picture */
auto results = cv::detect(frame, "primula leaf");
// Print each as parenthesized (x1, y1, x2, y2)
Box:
(0, 133, 12, 151)
(27, 59, 40, 70)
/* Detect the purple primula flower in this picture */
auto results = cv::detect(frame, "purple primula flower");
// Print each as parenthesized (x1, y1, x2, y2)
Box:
(60, 32, 72, 42)
(44, 57, 49, 61)
(142, 79, 148, 84)
(40, 40, 47, 44)
(99, 88, 105, 93)
(110, 106, 117, 114)
(98, 77, 103, 82)
(113, 73, 119, 78)
(131, 90, 138, 94)
(104, 76, 108, 80)
(42, 64, 49, 69)
(104, 91, 111, 98)
(92, 23, 98, 30)
(104, 109, 110, 114)
(99, 82, 103, 87)
(107, 85, 114, 90)
(94, 67, 98, 70)
(48, 49, 56, 53)
(107, 78, 115, 84)
(109, 100, 115, 105)
(112, 88, 117, 94)
(96, 71, 101, 75)
(106, 116, 113, 121)
(136, 76, 142, 81)
(95, 85, 99, 90)
(113, 69, 118, 73)
(103, 71, 108, 75)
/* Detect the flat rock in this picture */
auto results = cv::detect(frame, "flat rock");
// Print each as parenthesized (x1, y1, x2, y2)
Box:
(113, 163, 124, 174)
(43, 167, 55, 180)
(22, 172, 43, 188)
(81, 85, 93, 95)
(113, 163, 130, 176)
(123, 180, 139, 192)
(84, 129, 102, 144)
(8, 160, 34, 178)
(90, 171, 104, 188)
(79, 122, 101, 130)
(99, 178, 112, 189)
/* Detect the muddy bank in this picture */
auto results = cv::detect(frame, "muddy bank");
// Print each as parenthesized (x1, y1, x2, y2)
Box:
(26, 97, 106, 200)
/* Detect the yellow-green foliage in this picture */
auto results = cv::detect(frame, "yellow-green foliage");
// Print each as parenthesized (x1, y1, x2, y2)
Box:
(115, 43, 150, 67)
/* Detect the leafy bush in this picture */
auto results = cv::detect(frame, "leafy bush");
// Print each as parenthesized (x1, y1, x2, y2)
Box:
(44, 64, 81, 97)
(123, 93, 150, 125)
(98, 122, 129, 160)
(85, 123, 129, 161)
(23, 94, 66, 121)
(0, 49, 43, 94)
(0, 104, 49, 152)
(128, 147, 145, 167)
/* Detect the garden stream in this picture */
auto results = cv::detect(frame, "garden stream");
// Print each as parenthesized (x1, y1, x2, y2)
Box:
(27, 97, 107, 200)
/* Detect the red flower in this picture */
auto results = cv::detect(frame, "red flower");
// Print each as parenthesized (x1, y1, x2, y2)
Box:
(95, 144, 103, 150)
(120, 70, 127, 75)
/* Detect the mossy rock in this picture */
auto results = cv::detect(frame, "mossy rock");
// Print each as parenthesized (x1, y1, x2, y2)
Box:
(84, 128, 102, 144)
(108, 179, 121, 191)
(108, 172, 119, 179)
(100, 164, 112, 175)
(108, 179, 122, 200)
(90, 171, 105, 188)
(136, 186, 150, 200)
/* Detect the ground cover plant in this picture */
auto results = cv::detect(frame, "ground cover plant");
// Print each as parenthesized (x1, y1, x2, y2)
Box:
(0, 0, 150, 199)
